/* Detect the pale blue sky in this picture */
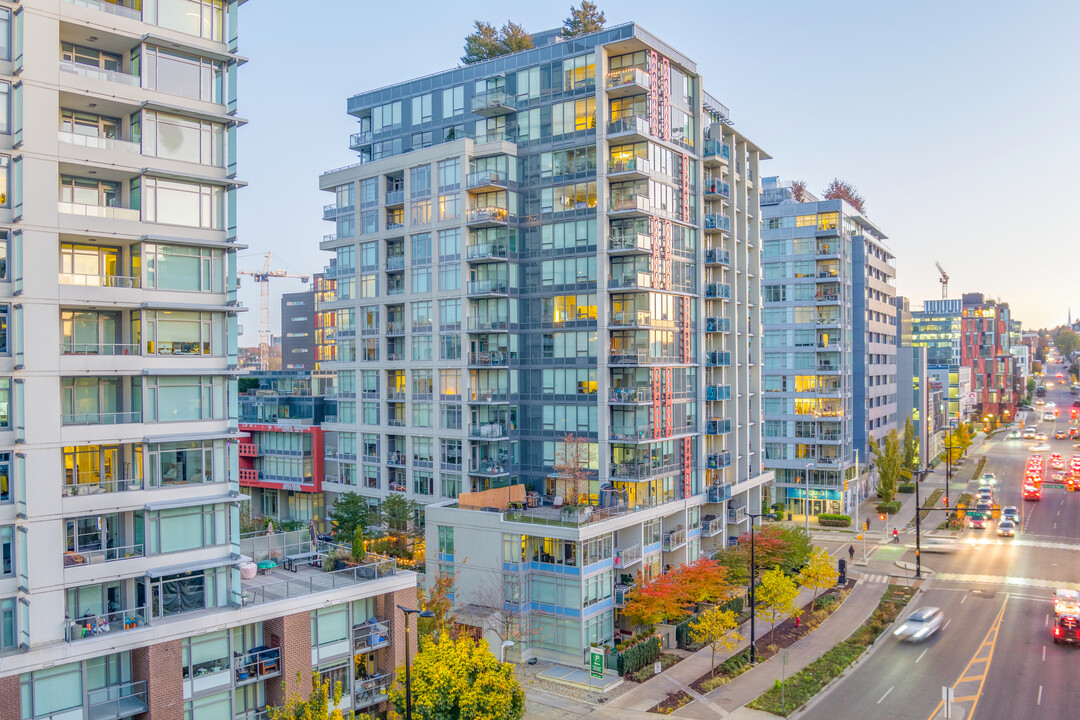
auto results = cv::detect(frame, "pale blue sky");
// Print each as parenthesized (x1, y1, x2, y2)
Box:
(235, 0, 1079, 341)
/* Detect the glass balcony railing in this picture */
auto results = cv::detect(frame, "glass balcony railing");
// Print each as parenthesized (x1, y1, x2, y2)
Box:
(59, 272, 141, 289)
(58, 202, 140, 222)
(704, 283, 731, 299)
(705, 385, 731, 401)
(66, 605, 149, 642)
(706, 419, 732, 435)
(86, 680, 148, 720)
(466, 242, 508, 260)
(466, 170, 508, 190)
(704, 351, 731, 367)
(65, 0, 142, 20)
(468, 351, 508, 367)
(64, 542, 145, 567)
(467, 279, 508, 295)
(704, 317, 731, 333)
(353, 617, 391, 652)
(62, 411, 142, 425)
(606, 67, 650, 90)
(61, 341, 141, 355)
(608, 232, 652, 252)
(386, 189, 404, 205)
(705, 248, 730, 265)
(703, 139, 732, 161)
(608, 156, 650, 175)
(59, 60, 140, 87)
(704, 213, 731, 232)
(707, 452, 732, 469)
(616, 543, 642, 567)
(466, 207, 510, 225)
(355, 670, 393, 709)
(349, 130, 373, 148)
(471, 90, 514, 114)
(58, 130, 140, 153)
(610, 386, 652, 403)
(607, 113, 649, 137)
(63, 476, 143, 496)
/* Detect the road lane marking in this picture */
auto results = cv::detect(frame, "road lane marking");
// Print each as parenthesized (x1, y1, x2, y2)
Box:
(1042, 645, 1046, 661)
(876, 686, 893, 704)
(961, 594, 967, 604)
(1037, 685, 1043, 706)
(925, 595, 1009, 720)
(916, 648, 928, 664)
(1046, 614, 1050, 627)
(943, 619, 951, 631)
(935, 573, 1080, 592)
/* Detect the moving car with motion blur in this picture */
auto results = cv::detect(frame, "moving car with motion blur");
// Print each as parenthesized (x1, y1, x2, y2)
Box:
(1053, 590, 1080, 645)
(997, 519, 1016, 537)
(894, 607, 945, 643)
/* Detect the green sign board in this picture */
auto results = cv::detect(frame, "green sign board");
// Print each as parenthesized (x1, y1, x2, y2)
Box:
(590, 649, 604, 679)
(1044, 483, 1066, 490)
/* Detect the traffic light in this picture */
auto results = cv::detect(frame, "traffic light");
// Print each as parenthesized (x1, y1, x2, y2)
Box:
(843, 479, 848, 492)
(943, 496, 949, 507)
(1072, 408, 1077, 419)
(879, 513, 885, 521)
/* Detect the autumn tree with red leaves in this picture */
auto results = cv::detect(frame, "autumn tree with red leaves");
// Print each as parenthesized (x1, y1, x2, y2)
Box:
(790, 180, 808, 203)
(822, 178, 866, 214)
(621, 559, 734, 626)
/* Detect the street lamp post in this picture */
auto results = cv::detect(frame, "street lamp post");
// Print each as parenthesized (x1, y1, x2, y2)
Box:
(746, 510, 778, 664)
(398, 605, 435, 720)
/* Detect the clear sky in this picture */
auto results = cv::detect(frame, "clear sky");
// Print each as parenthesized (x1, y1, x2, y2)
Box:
(235, 0, 1079, 341)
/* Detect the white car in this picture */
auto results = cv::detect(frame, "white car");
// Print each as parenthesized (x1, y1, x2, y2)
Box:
(1032, 443, 1052, 451)
(894, 607, 945, 642)
(920, 538, 961, 553)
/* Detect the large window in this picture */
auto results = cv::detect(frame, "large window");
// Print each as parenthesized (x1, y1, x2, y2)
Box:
(62, 42, 121, 72)
(139, 310, 224, 356)
(148, 440, 218, 487)
(145, 0, 224, 41)
(148, 504, 227, 553)
(19, 663, 83, 718)
(60, 176, 120, 208)
(139, 243, 225, 291)
(61, 377, 122, 424)
(139, 178, 224, 229)
(138, 110, 224, 166)
(0, 10, 9, 62)
(141, 46, 224, 103)
(180, 630, 230, 680)
(142, 375, 224, 422)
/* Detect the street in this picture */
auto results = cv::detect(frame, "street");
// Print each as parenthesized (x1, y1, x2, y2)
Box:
(803, 368, 1080, 720)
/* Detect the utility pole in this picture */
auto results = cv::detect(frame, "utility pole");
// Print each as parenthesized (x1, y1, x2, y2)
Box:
(914, 461, 922, 578)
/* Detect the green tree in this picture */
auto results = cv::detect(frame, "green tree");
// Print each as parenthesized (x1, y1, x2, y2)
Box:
(498, 21, 533, 54)
(351, 525, 366, 563)
(955, 422, 972, 453)
(756, 566, 799, 643)
(797, 547, 839, 605)
(267, 671, 356, 720)
(562, 1, 606, 37)
(1055, 329, 1080, 357)
(418, 573, 456, 640)
(378, 494, 419, 550)
(462, 20, 502, 64)
(690, 606, 742, 676)
(1027, 377, 1036, 394)
(776, 526, 813, 575)
(327, 492, 372, 543)
(901, 417, 918, 478)
(238, 376, 259, 393)
(870, 430, 902, 503)
(390, 632, 525, 720)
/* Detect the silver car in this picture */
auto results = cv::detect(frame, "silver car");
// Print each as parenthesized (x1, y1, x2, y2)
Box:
(893, 607, 945, 642)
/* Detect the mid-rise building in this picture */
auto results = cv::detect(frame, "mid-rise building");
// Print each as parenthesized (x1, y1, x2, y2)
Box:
(912, 299, 962, 366)
(960, 293, 1017, 421)
(317, 22, 772, 663)
(281, 290, 316, 371)
(760, 177, 896, 520)
(3, 4, 414, 718)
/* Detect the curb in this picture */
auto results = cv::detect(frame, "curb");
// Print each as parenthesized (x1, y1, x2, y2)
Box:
(784, 581, 929, 720)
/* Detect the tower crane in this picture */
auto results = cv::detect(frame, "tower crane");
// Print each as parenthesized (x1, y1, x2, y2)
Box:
(935, 261, 949, 301)
(238, 252, 310, 370)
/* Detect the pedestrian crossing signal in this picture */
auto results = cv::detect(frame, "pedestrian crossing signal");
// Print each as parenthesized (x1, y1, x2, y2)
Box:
(879, 513, 885, 521)
(844, 479, 848, 492)
(942, 497, 949, 507)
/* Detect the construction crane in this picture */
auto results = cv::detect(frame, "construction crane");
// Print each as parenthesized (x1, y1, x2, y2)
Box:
(935, 261, 949, 300)
(238, 252, 310, 370)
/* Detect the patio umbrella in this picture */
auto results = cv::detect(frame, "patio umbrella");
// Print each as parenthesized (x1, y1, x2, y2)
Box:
(308, 519, 318, 553)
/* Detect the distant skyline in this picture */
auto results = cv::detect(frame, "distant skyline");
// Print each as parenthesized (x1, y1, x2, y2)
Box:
(235, 0, 1078, 340)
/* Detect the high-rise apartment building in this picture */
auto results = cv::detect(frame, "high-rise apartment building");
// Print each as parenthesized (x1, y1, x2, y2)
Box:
(280, 290, 316, 371)
(760, 178, 896, 520)
(912, 299, 962, 366)
(5, 3, 414, 718)
(318, 23, 771, 663)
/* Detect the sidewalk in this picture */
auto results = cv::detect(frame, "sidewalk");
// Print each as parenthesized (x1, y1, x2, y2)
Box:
(674, 576, 889, 718)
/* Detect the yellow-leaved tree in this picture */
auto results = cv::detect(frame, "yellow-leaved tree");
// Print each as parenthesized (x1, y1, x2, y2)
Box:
(755, 566, 799, 644)
(268, 671, 361, 720)
(690, 605, 742, 676)
(389, 631, 525, 720)
(797, 547, 839, 606)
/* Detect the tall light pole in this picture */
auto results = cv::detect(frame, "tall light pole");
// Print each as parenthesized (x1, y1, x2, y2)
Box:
(746, 511, 778, 664)
(398, 605, 435, 720)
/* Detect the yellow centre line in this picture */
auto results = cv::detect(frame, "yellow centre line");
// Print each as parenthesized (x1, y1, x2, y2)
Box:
(926, 595, 1009, 720)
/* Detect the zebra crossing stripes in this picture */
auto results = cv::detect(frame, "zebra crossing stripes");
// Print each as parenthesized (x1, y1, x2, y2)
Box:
(858, 573, 891, 584)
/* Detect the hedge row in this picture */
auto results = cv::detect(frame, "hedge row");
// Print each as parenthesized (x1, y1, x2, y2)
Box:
(876, 501, 901, 514)
(897, 483, 916, 494)
(675, 596, 746, 649)
(617, 636, 661, 676)
(817, 514, 851, 527)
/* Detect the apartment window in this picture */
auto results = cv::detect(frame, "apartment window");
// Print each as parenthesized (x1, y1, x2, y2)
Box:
(19, 664, 84, 719)
(62, 42, 121, 72)
(413, 471, 434, 496)
(412, 403, 432, 428)
(139, 111, 224, 166)
(438, 193, 460, 221)
(140, 177, 224, 229)
(438, 159, 460, 192)
(0, 526, 10, 577)
(359, 274, 377, 297)
(412, 335, 432, 361)
(439, 335, 460, 361)
(442, 86, 464, 118)
(439, 300, 460, 329)
(410, 165, 431, 197)
(142, 376, 223, 422)
(411, 267, 431, 293)
(439, 264, 460, 291)
(440, 369, 461, 398)
(60, 175, 120, 208)
(440, 439, 461, 467)
(337, 215, 356, 238)
(180, 630, 230, 681)
(140, 244, 224, 291)
(372, 101, 402, 134)
(141, 46, 224, 103)
(141, 310, 222, 355)
(0, 10, 9, 62)
(438, 228, 461, 261)
(148, 504, 227, 553)
(355, 243, 373, 271)
(440, 473, 461, 498)
(412, 93, 432, 125)
(411, 234, 432, 265)
(145, 0, 225, 42)
(360, 209, 377, 234)
(440, 404, 461, 430)
(410, 199, 432, 226)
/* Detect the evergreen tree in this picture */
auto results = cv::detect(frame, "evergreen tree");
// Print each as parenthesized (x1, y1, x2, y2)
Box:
(462, 21, 501, 64)
(562, 1, 607, 37)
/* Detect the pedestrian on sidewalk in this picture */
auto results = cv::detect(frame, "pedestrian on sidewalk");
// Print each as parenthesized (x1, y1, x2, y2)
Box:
(848, 545, 855, 561)
(866, 516, 871, 531)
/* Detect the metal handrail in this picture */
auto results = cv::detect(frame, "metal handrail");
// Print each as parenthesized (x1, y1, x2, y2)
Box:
(65, 542, 144, 566)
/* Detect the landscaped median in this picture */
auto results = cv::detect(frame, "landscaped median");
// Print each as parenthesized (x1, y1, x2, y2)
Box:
(746, 584, 917, 717)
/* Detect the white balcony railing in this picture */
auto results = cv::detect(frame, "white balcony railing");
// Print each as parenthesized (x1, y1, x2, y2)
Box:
(58, 201, 140, 222)
(59, 60, 140, 87)
(58, 130, 141, 153)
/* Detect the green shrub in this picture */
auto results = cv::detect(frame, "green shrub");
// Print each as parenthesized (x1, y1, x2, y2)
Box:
(813, 594, 840, 611)
(897, 483, 916, 494)
(629, 652, 677, 682)
(875, 501, 901, 514)
(817, 513, 851, 527)
(617, 636, 661, 676)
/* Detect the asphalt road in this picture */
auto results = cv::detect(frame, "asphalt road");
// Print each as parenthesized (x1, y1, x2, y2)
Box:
(804, 369, 1080, 720)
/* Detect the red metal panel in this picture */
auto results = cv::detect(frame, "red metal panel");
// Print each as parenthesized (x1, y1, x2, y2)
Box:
(681, 296, 691, 363)
(648, 51, 659, 137)
(651, 216, 663, 287)
(663, 219, 673, 290)
(653, 367, 662, 438)
(665, 368, 673, 437)
(661, 57, 671, 141)
(682, 437, 692, 497)
(681, 153, 690, 222)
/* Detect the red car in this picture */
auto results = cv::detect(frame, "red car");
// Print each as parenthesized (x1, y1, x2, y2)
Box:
(1024, 484, 1042, 501)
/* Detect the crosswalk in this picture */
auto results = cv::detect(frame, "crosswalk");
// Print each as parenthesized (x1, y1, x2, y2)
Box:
(858, 573, 891, 584)
(934, 573, 1080, 592)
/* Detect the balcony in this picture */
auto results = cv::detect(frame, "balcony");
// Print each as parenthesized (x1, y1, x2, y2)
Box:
(59, 59, 139, 87)
(704, 283, 731, 299)
(609, 310, 655, 328)
(707, 483, 732, 503)
(614, 583, 633, 607)
(701, 517, 724, 537)
(470, 459, 509, 476)
(87, 680, 148, 720)
(386, 255, 405, 271)
(607, 156, 650, 180)
(324, 203, 355, 220)
(62, 411, 142, 426)
(816, 241, 842, 257)
(662, 528, 687, 552)
(386, 218, 405, 231)
(703, 179, 730, 199)
(63, 476, 143, 496)
(608, 194, 650, 217)
(65, 0, 142, 20)
(705, 248, 730, 266)
(606, 67, 651, 96)
(706, 419, 732, 435)
(466, 207, 511, 227)
(466, 242, 508, 262)
(609, 386, 652, 404)
(705, 317, 730, 333)
(606, 113, 650, 142)
(609, 349, 675, 366)
(353, 617, 391, 652)
(354, 670, 393, 710)
(728, 505, 747, 523)
(469, 390, 509, 403)
(236, 555, 398, 608)
(704, 351, 731, 367)
(471, 90, 515, 117)
(609, 271, 651, 290)
(386, 451, 406, 467)
(64, 542, 145, 567)
(232, 646, 281, 686)
(58, 130, 140, 154)
(238, 468, 258, 483)
(238, 443, 258, 458)
(470, 129, 516, 145)
(59, 202, 140, 222)
(610, 462, 653, 480)
(385, 321, 405, 336)
(615, 543, 642, 568)
(467, 317, 509, 332)
(707, 452, 732, 470)
(349, 130, 373, 149)
(67, 605, 149, 643)
(705, 385, 731, 401)
(608, 231, 652, 254)
(703, 139, 732, 166)
(469, 423, 507, 439)
(61, 341, 141, 355)
(468, 350, 508, 367)
(704, 213, 731, 233)
(467, 279, 508, 297)
(466, 170, 508, 192)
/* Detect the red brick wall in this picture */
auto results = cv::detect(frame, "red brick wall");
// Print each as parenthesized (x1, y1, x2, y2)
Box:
(265, 611, 313, 707)
(0, 675, 20, 720)
(132, 639, 183, 720)
(377, 586, 419, 674)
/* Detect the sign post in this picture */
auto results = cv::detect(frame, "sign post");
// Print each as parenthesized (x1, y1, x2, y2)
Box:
(780, 650, 788, 707)
(589, 647, 604, 697)
(942, 686, 954, 718)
